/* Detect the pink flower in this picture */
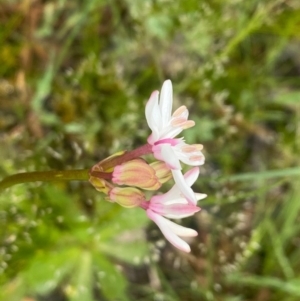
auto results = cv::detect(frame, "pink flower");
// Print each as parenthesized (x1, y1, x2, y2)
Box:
(140, 167, 206, 252)
(145, 80, 205, 204)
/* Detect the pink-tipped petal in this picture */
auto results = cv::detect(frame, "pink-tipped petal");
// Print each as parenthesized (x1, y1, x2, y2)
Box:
(147, 210, 192, 253)
(183, 167, 200, 186)
(151, 195, 187, 206)
(153, 203, 200, 219)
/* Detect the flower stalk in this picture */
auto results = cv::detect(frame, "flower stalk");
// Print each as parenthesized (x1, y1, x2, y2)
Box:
(98, 143, 153, 171)
(0, 169, 90, 192)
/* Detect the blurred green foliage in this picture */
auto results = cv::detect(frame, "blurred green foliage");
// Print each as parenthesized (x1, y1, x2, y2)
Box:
(1, 0, 300, 300)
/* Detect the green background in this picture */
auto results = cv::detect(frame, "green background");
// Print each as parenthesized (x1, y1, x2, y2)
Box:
(1, 0, 300, 300)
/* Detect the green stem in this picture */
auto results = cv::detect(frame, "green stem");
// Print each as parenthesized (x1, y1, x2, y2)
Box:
(0, 169, 90, 192)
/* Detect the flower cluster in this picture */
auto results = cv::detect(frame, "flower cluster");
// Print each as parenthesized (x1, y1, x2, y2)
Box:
(89, 80, 206, 253)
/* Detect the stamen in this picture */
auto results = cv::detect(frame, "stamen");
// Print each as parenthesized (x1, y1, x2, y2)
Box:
(182, 120, 195, 129)
(181, 145, 198, 153)
(171, 117, 187, 127)
(172, 106, 187, 117)
(194, 144, 203, 150)
(189, 155, 204, 162)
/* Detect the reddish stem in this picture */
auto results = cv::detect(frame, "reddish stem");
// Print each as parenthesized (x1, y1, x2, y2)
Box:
(99, 143, 153, 171)
(89, 171, 113, 179)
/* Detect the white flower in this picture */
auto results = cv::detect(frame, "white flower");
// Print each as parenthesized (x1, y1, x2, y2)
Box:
(145, 80, 205, 204)
(146, 80, 195, 144)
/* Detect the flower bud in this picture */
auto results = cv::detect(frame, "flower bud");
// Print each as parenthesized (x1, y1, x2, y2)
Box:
(89, 176, 111, 195)
(109, 187, 145, 208)
(89, 165, 112, 194)
(150, 161, 172, 184)
(91, 151, 126, 172)
(112, 159, 161, 190)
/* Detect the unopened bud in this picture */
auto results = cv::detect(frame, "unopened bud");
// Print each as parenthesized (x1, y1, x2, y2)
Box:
(150, 161, 172, 184)
(89, 177, 111, 195)
(109, 187, 145, 208)
(89, 165, 112, 194)
(92, 151, 126, 172)
(112, 159, 161, 190)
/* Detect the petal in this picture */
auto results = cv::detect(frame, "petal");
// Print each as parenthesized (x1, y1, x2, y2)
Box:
(151, 195, 187, 205)
(159, 80, 173, 128)
(150, 167, 200, 205)
(175, 146, 205, 166)
(151, 203, 200, 219)
(172, 105, 188, 118)
(159, 126, 183, 140)
(145, 91, 161, 142)
(171, 169, 197, 205)
(195, 193, 207, 201)
(152, 192, 205, 206)
(147, 133, 156, 145)
(179, 153, 205, 166)
(153, 143, 181, 170)
(162, 217, 198, 237)
(147, 210, 192, 252)
(184, 167, 200, 186)
(152, 184, 182, 204)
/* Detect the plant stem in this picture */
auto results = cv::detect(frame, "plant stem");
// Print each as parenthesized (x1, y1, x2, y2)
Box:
(100, 143, 153, 170)
(0, 169, 90, 192)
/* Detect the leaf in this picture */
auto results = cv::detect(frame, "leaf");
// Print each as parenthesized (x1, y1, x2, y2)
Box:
(23, 247, 79, 295)
(0, 277, 26, 301)
(226, 274, 300, 297)
(98, 206, 149, 242)
(274, 91, 300, 105)
(220, 167, 300, 183)
(69, 251, 94, 301)
(93, 254, 129, 301)
(100, 238, 149, 265)
(145, 14, 173, 39)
